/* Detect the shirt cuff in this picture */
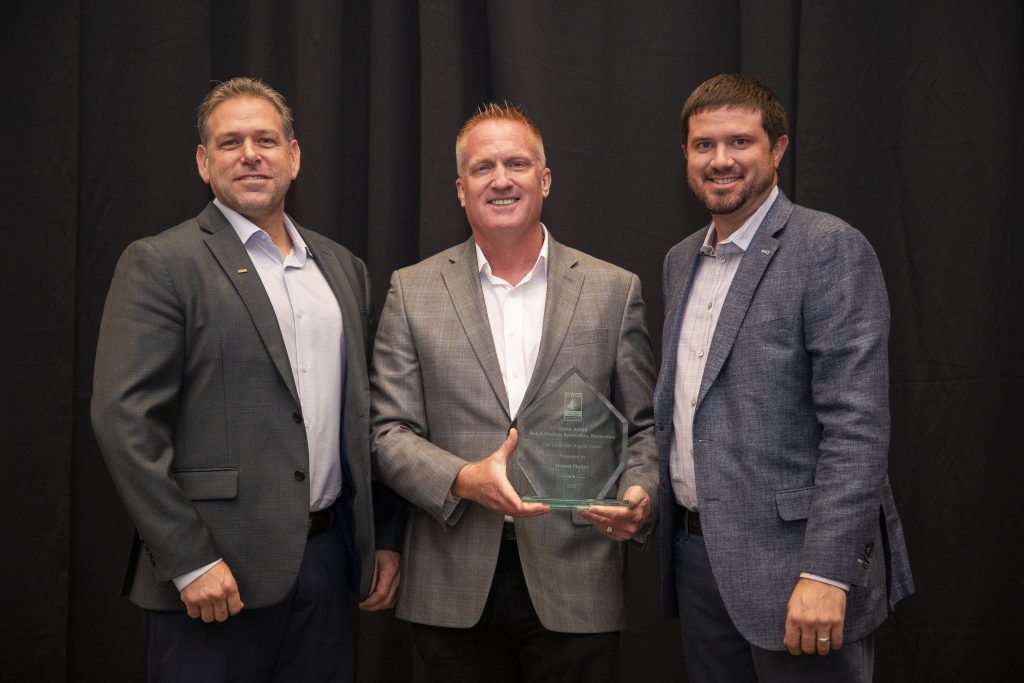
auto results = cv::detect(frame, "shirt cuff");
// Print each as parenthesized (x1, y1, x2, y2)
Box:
(173, 558, 223, 592)
(799, 571, 850, 592)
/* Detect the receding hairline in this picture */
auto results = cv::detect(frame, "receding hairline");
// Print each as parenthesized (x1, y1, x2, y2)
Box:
(455, 102, 546, 175)
(197, 77, 295, 145)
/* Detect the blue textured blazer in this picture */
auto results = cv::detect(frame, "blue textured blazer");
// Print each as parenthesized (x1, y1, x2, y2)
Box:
(655, 190, 913, 649)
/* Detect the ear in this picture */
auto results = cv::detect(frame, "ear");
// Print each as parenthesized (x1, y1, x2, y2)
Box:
(196, 145, 210, 184)
(771, 134, 789, 168)
(540, 168, 551, 198)
(681, 142, 688, 160)
(289, 139, 301, 179)
(456, 177, 466, 208)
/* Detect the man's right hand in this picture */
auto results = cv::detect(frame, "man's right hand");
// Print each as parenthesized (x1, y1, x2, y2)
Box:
(451, 428, 549, 518)
(180, 560, 244, 622)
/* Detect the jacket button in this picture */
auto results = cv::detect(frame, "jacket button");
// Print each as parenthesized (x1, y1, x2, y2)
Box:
(292, 412, 302, 423)
(294, 469, 306, 482)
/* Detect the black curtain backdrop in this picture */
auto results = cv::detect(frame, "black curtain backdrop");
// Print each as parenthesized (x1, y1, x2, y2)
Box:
(2, 1, 1020, 681)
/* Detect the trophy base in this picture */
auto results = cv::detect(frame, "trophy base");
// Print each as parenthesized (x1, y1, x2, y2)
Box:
(522, 497, 633, 510)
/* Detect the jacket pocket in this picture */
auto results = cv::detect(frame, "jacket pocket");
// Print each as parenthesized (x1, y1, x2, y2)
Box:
(775, 486, 814, 521)
(172, 468, 239, 501)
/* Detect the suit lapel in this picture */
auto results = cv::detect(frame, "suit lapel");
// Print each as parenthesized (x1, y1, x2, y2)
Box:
(698, 193, 794, 405)
(519, 237, 583, 414)
(656, 239, 703, 425)
(441, 238, 511, 418)
(199, 203, 301, 406)
(296, 223, 366, 391)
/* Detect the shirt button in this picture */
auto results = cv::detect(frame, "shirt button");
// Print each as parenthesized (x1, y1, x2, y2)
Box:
(697, 350, 705, 358)
(706, 303, 712, 309)
(690, 399, 696, 407)
(719, 256, 726, 262)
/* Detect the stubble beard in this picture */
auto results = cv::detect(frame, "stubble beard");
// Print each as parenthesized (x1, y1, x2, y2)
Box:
(690, 166, 775, 217)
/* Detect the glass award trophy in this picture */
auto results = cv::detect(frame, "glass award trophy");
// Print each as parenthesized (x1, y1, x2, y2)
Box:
(511, 367, 631, 509)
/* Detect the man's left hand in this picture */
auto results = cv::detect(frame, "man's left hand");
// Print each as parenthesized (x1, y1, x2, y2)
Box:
(358, 550, 401, 611)
(783, 577, 846, 655)
(577, 485, 651, 541)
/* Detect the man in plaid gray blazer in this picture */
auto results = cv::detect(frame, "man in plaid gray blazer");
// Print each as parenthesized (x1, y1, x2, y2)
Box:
(371, 103, 658, 682)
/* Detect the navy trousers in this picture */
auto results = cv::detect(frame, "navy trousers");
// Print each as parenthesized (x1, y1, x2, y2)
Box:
(144, 517, 354, 683)
(674, 512, 874, 683)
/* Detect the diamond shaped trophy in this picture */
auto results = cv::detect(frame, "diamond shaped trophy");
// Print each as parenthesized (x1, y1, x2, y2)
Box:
(511, 367, 631, 509)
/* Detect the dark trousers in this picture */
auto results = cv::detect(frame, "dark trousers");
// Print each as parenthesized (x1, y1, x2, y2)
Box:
(411, 539, 619, 683)
(673, 514, 874, 683)
(144, 518, 353, 683)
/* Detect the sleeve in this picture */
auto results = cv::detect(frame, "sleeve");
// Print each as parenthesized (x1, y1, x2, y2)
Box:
(370, 269, 472, 524)
(90, 239, 221, 583)
(800, 222, 891, 585)
(612, 273, 660, 545)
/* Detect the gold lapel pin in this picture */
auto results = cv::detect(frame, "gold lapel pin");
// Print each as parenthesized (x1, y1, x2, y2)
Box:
(237, 268, 249, 274)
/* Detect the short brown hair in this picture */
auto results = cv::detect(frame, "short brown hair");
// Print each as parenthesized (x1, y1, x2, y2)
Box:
(196, 77, 295, 144)
(455, 102, 546, 174)
(680, 74, 788, 147)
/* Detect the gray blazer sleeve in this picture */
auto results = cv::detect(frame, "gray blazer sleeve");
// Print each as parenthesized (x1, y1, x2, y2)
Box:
(91, 238, 220, 582)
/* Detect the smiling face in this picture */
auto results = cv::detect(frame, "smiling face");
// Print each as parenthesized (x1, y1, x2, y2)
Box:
(196, 96, 300, 230)
(684, 106, 788, 238)
(455, 119, 551, 246)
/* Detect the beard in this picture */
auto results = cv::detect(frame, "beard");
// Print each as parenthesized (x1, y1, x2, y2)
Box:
(689, 163, 776, 217)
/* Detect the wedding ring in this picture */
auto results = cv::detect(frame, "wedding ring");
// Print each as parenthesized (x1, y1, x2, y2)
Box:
(606, 526, 613, 533)
(817, 636, 831, 643)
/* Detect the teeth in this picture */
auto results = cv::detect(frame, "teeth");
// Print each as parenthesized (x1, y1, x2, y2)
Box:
(490, 198, 516, 205)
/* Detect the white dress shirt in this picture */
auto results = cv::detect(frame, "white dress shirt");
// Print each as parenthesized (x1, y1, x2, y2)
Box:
(475, 227, 549, 419)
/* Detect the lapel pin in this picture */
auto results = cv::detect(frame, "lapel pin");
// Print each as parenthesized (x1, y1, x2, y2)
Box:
(237, 268, 249, 274)
(761, 249, 771, 255)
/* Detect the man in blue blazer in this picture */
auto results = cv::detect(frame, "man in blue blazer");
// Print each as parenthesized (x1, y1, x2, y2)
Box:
(656, 74, 913, 682)
(92, 77, 403, 682)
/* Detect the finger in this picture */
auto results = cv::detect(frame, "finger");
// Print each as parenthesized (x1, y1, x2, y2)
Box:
(783, 625, 801, 655)
(832, 620, 845, 651)
(367, 561, 381, 595)
(358, 589, 385, 611)
(200, 602, 215, 624)
(227, 593, 244, 617)
(213, 599, 229, 623)
(186, 603, 201, 620)
(496, 428, 518, 460)
(816, 632, 831, 656)
(800, 628, 816, 655)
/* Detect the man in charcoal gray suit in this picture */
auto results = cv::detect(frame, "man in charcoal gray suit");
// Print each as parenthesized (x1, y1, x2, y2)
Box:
(92, 77, 403, 682)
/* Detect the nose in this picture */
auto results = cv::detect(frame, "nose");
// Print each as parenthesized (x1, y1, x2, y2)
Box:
(490, 165, 512, 189)
(710, 143, 732, 169)
(240, 139, 260, 164)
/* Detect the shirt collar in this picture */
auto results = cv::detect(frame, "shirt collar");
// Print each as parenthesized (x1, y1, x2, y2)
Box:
(214, 198, 310, 265)
(700, 185, 779, 256)
(475, 224, 549, 287)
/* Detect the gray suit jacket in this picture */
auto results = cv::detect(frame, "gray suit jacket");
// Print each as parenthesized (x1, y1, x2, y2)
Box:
(655, 191, 913, 649)
(92, 202, 402, 610)
(371, 234, 657, 633)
